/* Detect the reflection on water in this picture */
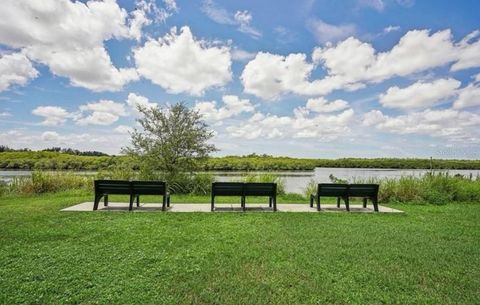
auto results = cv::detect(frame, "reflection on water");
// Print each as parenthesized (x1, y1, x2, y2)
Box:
(1, 168, 479, 194)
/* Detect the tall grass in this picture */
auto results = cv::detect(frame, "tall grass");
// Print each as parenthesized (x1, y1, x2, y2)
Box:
(237, 173, 286, 195)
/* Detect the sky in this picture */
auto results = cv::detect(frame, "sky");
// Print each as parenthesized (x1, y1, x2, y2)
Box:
(0, 0, 479, 159)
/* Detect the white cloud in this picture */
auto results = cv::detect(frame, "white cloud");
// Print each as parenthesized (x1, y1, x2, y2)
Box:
(76, 100, 127, 126)
(231, 48, 256, 62)
(305, 97, 349, 113)
(359, 0, 385, 12)
(242, 29, 480, 100)
(0, 112, 11, 118)
(383, 25, 400, 34)
(234, 10, 262, 38)
(201, 0, 261, 38)
(226, 108, 354, 140)
(307, 18, 356, 44)
(0, 52, 38, 92)
(194, 95, 255, 122)
(126, 93, 158, 114)
(362, 108, 480, 141)
(134, 26, 232, 96)
(0, 0, 174, 91)
(379, 78, 461, 109)
(32, 106, 71, 126)
(454, 83, 480, 109)
(241, 52, 317, 100)
(41, 131, 60, 142)
(396, 0, 415, 8)
(114, 125, 133, 134)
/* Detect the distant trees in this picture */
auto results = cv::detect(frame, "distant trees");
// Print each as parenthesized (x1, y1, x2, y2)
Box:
(42, 147, 108, 156)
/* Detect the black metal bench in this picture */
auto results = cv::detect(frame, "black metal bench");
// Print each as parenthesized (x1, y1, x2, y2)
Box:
(244, 182, 277, 212)
(131, 181, 170, 211)
(94, 180, 170, 211)
(211, 182, 277, 211)
(310, 183, 379, 212)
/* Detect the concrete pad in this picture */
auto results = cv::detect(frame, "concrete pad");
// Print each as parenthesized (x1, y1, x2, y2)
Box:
(62, 202, 403, 213)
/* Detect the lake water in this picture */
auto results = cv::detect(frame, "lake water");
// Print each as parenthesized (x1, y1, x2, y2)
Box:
(2, 168, 479, 194)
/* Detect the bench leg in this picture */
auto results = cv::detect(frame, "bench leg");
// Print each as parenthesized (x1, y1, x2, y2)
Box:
(103, 195, 109, 207)
(309, 194, 314, 208)
(345, 197, 350, 212)
(242, 196, 246, 212)
(337, 197, 341, 208)
(129, 194, 134, 211)
(363, 198, 367, 208)
(167, 194, 171, 207)
(162, 195, 166, 211)
(316, 196, 321, 211)
(93, 194, 101, 210)
(273, 196, 277, 212)
(136, 195, 140, 207)
(373, 196, 379, 212)
(269, 197, 272, 208)
(211, 194, 215, 212)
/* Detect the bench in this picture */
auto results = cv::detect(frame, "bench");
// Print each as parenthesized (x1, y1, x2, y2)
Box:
(94, 180, 170, 211)
(211, 182, 277, 212)
(310, 183, 379, 212)
(131, 181, 170, 211)
(244, 183, 277, 211)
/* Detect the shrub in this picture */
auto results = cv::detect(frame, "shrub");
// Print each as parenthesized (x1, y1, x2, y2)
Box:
(238, 173, 286, 195)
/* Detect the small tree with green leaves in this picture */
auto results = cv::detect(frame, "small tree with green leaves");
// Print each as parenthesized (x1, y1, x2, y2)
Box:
(123, 102, 217, 186)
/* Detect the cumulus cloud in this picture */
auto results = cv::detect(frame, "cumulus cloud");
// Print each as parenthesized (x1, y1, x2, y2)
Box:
(126, 93, 158, 114)
(0, 112, 12, 118)
(41, 131, 60, 142)
(242, 29, 480, 100)
(379, 78, 461, 109)
(114, 125, 133, 134)
(0, 52, 38, 92)
(226, 107, 354, 140)
(194, 95, 255, 122)
(307, 18, 356, 45)
(32, 106, 71, 126)
(305, 97, 349, 113)
(134, 26, 232, 96)
(363, 108, 480, 141)
(201, 0, 261, 38)
(76, 100, 127, 126)
(454, 83, 480, 109)
(0, 0, 178, 91)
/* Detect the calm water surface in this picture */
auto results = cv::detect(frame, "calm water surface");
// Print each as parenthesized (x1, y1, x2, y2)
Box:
(2, 168, 479, 193)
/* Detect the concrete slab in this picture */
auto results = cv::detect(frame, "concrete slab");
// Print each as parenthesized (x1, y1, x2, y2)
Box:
(62, 202, 403, 213)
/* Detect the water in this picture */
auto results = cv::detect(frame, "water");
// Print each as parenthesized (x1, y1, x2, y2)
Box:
(2, 168, 479, 193)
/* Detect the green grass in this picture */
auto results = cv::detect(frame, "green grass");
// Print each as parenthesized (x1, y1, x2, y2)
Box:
(1, 192, 479, 305)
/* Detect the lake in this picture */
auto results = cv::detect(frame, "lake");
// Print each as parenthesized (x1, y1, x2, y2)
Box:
(2, 168, 479, 194)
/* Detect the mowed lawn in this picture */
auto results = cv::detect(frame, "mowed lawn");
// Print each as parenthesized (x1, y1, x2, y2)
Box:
(0, 192, 479, 305)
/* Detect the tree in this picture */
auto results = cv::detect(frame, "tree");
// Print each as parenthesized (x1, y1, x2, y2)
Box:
(123, 102, 217, 182)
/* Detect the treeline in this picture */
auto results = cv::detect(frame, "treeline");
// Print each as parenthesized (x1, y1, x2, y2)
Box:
(1, 151, 480, 170)
(0, 146, 108, 156)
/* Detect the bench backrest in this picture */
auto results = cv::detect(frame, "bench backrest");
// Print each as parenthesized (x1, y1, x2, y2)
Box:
(317, 183, 349, 196)
(95, 180, 131, 194)
(348, 184, 379, 197)
(244, 182, 276, 196)
(131, 181, 167, 195)
(212, 182, 244, 196)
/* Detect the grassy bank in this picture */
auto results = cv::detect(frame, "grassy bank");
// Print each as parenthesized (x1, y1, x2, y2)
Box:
(2, 171, 480, 205)
(2, 151, 480, 170)
(0, 191, 479, 304)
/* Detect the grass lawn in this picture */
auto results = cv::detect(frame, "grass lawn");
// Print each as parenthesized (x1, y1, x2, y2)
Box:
(0, 191, 479, 305)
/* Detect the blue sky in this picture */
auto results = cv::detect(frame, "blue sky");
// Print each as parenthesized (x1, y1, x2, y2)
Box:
(0, 0, 479, 158)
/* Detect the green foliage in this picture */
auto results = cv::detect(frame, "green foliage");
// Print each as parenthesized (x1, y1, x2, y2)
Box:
(237, 173, 286, 195)
(2, 171, 93, 195)
(2, 151, 480, 171)
(167, 172, 215, 195)
(302, 179, 318, 198)
(122, 102, 217, 186)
